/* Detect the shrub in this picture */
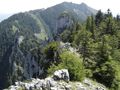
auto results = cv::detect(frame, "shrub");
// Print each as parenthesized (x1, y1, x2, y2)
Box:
(48, 51, 85, 81)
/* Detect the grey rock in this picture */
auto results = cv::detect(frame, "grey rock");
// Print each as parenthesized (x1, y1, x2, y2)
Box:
(53, 69, 69, 82)
(83, 78, 92, 87)
(65, 85, 72, 90)
(6, 70, 107, 90)
(77, 83, 87, 90)
(50, 87, 58, 90)
(56, 13, 74, 34)
(46, 77, 57, 87)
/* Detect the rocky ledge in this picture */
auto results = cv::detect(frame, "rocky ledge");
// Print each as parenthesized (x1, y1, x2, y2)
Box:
(5, 69, 107, 90)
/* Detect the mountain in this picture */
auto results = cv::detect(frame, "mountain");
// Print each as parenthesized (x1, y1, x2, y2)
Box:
(0, 2, 97, 89)
(31, 2, 97, 33)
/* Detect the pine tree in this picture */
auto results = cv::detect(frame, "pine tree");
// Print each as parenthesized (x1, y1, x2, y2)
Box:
(95, 10, 104, 26)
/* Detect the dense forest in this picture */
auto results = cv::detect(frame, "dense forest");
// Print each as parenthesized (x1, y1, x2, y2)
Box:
(53, 9, 120, 90)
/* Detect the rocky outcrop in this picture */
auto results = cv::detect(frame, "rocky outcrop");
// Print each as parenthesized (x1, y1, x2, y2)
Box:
(53, 69, 69, 82)
(60, 42, 80, 56)
(5, 69, 107, 90)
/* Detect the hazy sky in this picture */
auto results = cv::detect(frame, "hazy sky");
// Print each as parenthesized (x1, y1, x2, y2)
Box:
(0, 0, 120, 16)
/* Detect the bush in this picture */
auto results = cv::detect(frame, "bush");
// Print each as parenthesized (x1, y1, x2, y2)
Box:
(44, 41, 60, 60)
(93, 60, 120, 90)
(48, 51, 85, 81)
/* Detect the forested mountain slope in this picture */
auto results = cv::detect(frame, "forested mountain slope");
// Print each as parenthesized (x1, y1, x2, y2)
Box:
(0, 2, 97, 89)
(1, 1, 120, 90)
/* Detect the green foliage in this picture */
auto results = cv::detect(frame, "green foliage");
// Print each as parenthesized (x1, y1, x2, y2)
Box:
(44, 41, 60, 61)
(85, 69, 93, 78)
(93, 60, 120, 90)
(60, 29, 72, 42)
(48, 51, 85, 81)
(111, 49, 120, 62)
(73, 26, 93, 63)
(95, 10, 104, 26)
(59, 9, 120, 90)
(60, 22, 82, 43)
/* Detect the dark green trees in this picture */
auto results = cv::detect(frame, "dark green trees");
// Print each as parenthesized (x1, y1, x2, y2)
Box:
(59, 9, 120, 90)
(95, 10, 104, 26)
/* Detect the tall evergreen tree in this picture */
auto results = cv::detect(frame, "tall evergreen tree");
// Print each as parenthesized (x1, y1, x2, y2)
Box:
(95, 10, 104, 26)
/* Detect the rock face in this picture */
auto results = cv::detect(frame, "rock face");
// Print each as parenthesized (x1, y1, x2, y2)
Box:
(5, 69, 107, 90)
(0, 32, 43, 89)
(56, 12, 74, 34)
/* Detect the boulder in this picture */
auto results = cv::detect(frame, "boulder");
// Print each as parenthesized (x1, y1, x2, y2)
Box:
(83, 78, 92, 87)
(65, 85, 72, 90)
(50, 87, 58, 90)
(53, 69, 69, 82)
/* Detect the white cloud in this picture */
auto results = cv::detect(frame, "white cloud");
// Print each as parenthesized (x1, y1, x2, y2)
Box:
(0, 0, 120, 16)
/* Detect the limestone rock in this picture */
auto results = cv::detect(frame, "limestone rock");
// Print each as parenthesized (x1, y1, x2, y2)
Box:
(5, 69, 107, 90)
(53, 69, 69, 82)
(65, 85, 72, 90)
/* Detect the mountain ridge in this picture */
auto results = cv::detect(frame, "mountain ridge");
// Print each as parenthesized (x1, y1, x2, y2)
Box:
(0, 2, 97, 22)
